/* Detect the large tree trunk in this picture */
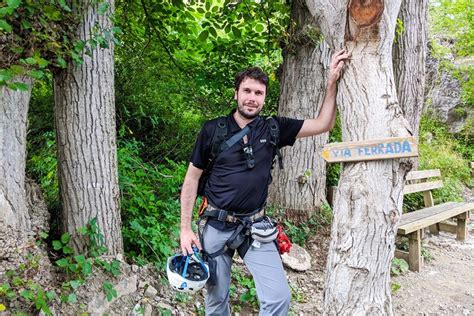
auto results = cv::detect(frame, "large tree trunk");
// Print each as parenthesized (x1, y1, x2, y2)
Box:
(269, 0, 331, 220)
(0, 76, 33, 230)
(54, 1, 123, 255)
(305, 0, 411, 314)
(393, 0, 428, 137)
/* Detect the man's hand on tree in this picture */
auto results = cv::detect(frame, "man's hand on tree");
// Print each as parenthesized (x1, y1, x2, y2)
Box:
(328, 49, 351, 84)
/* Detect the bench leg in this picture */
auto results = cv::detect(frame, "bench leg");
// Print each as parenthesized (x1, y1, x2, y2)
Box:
(456, 211, 469, 241)
(429, 223, 440, 235)
(408, 230, 422, 272)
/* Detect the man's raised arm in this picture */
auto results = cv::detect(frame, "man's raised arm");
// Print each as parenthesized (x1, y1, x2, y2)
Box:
(297, 49, 350, 138)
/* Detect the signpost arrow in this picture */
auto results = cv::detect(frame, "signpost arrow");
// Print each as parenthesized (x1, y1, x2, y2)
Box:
(321, 136, 418, 163)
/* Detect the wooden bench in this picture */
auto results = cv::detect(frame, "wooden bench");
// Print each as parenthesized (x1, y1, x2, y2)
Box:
(395, 169, 473, 272)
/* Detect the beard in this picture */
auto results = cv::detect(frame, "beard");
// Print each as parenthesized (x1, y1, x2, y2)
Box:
(237, 103, 262, 120)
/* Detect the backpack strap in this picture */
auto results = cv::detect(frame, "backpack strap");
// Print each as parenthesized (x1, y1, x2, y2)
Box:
(266, 117, 283, 169)
(209, 117, 228, 162)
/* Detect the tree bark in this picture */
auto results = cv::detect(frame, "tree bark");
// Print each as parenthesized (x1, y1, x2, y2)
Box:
(305, 0, 412, 314)
(54, 1, 123, 255)
(0, 76, 33, 230)
(393, 0, 428, 137)
(269, 0, 331, 220)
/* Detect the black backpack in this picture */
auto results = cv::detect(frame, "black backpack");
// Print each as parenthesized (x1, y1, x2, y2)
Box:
(197, 116, 282, 197)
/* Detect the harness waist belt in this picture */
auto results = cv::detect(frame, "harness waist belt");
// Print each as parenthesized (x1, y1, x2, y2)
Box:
(203, 205, 265, 223)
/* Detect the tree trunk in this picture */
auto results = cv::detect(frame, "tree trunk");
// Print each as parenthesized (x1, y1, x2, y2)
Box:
(0, 76, 33, 230)
(305, 1, 412, 314)
(269, 0, 331, 220)
(393, 0, 428, 137)
(54, 1, 123, 255)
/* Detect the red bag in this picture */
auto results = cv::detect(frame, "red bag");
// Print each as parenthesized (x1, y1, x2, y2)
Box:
(276, 225, 292, 254)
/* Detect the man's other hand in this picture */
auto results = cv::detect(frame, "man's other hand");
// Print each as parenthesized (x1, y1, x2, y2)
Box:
(180, 228, 202, 255)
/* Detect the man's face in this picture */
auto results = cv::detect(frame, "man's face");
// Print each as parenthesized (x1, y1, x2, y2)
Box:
(234, 77, 266, 120)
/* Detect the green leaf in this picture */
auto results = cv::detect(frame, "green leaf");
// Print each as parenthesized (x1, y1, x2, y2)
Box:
(0, 70, 13, 82)
(58, 0, 72, 12)
(52, 240, 63, 251)
(67, 293, 77, 303)
(98, 2, 110, 15)
(36, 57, 49, 69)
(56, 57, 67, 68)
(21, 20, 31, 29)
(70, 280, 81, 290)
(232, 26, 241, 38)
(7, 0, 21, 9)
(30, 70, 45, 79)
(9, 46, 23, 54)
(20, 290, 34, 301)
(77, 226, 88, 235)
(46, 290, 56, 300)
(25, 57, 36, 65)
(74, 254, 86, 264)
(82, 262, 92, 276)
(0, 20, 12, 33)
(61, 233, 71, 245)
(198, 30, 209, 42)
(209, 27, 217, 38)
(7, 82, 28, 91)
(56, 258, 69, 267)
(62, 246, 74, 255)
(255, 24, 264, 32)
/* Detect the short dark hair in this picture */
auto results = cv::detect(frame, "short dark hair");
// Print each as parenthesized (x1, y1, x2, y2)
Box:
(234, 67, 269, 91)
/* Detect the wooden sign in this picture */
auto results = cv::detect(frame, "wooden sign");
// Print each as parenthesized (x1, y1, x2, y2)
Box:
(321, 136, 418, 163)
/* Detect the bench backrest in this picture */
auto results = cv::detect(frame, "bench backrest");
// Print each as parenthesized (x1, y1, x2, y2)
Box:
(404, 169, 443, 208)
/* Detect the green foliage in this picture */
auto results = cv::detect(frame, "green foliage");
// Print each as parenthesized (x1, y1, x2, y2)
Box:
(0, 0, 77, 88)
(430, 0, 473, 57)
(230, 267, 258, 310)
(391, 258, 409, 276)
(326, 114, 342, 187)
(391, 282, 402, 294)
(1, 0, 122, 89)
(53, 218, 121, 302)
(26, 131, 59, 210)
(403, 113, 472, 212)
(394, 18, 405, 44)
(1, 219, 121, 314)
(268, 203, 332, 247)
(0, 254, 56, 315)
(118, 138, 186, 264)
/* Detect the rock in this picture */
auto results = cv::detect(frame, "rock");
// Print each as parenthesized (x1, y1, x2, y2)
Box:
(144, 285, 158, 298)
(281, 244, 312, 271)
(157, 302, 173, 312)
(132, 265, 139, 273)
(144, 303, 153, 316)
(116, 253, 125, 262)
(87, 275, 138, 314)
(138, 281, 148, 289)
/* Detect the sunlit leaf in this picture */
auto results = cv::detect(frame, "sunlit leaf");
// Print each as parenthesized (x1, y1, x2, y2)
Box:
(7, 0, 21, 10)
(198, 30, 209, 42)
(0, 20, 12, 33)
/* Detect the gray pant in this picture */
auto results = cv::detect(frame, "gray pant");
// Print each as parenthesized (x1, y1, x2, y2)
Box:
(202, 224, 291, 316)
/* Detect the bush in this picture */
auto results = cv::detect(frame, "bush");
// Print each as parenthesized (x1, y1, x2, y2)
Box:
(118, 137, 187, 265)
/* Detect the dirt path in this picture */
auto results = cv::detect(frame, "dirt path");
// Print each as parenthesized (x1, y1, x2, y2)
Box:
(286, 215, 474, 315)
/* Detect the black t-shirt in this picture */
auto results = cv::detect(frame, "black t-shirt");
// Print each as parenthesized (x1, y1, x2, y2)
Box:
(190, 110, 304, 214)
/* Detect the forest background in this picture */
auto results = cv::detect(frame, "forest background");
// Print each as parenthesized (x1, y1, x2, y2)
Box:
(0, 0, 473, 314)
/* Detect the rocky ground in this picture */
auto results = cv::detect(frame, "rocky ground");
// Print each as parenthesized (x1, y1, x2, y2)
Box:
(1, 182, 473, 315)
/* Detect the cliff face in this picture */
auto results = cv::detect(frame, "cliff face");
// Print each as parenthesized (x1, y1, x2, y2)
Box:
(425, 40, 473, 135)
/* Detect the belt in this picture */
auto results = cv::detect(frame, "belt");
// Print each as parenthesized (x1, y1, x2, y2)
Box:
(203, 204, 265, 223)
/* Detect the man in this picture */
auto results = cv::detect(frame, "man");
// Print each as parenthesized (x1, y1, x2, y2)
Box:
(180, 49, 349, 315)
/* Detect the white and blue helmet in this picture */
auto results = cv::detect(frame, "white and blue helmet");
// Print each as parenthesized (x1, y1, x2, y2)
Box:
(166, 249, 209, 293)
